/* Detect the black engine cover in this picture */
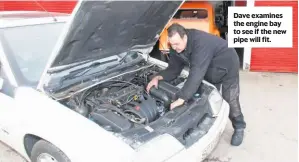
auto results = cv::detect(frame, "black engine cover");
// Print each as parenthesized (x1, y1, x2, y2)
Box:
(90, 109, 133, 132)
(123, 95, 159, 124)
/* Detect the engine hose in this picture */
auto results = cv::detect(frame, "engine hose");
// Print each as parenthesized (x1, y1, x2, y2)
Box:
(74, 105, 89, 117)
(95, 104, 146, 124)
(149, 87, 171, 108)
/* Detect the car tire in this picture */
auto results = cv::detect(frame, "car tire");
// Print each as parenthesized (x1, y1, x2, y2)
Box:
(30, 140, 71, 162)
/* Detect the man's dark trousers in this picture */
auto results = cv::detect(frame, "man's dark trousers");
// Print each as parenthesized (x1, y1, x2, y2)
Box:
(216, 72, 246, 130)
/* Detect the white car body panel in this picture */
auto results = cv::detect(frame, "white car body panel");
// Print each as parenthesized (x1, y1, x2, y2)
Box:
(0, 10, 135, 161)
(0, 59, 229, 162)
(0, 87, 135, 162)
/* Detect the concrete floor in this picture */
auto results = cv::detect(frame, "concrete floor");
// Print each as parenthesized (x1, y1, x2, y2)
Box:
(204, 71, 298, 162)
(0, 71, 298, 162)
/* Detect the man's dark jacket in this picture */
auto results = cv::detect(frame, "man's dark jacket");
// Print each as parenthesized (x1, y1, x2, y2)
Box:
(159, 29, 240, 101)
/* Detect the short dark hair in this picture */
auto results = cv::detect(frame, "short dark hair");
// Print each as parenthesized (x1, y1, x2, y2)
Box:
(167, 23, 187, 38)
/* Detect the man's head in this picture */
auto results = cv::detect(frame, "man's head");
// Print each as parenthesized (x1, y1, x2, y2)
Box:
(167, 23, 188, 53)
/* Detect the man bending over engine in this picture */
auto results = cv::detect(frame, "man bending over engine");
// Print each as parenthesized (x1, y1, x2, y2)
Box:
(146, 23, 246, 146)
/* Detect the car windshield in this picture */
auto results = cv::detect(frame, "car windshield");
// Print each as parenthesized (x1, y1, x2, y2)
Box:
(1, 21, 65, 86)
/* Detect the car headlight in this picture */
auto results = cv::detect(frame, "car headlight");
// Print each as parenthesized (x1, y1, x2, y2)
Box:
(208, 89, 223, 117)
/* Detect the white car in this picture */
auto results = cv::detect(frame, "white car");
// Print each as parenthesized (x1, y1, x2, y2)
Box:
(0, 1, 229, 162)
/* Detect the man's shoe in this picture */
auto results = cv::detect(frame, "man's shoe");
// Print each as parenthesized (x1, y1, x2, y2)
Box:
(231, 129, 244, 146)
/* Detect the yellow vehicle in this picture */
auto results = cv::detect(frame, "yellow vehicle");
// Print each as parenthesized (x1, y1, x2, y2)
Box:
(152, 1, 234, 62)
(159, 1, 221, 53)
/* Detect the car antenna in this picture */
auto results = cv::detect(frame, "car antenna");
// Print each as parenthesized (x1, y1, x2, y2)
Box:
(34, 0, 57, 22)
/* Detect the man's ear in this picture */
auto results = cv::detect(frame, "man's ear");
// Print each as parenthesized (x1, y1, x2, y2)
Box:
(183, 34, 187, 41)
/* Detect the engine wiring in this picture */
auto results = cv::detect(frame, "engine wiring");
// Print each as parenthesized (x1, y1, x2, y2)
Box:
(107, 80, 150, 96)
(63, 63, 188, 131)
(93, 104, 146, 124)
(70, 74, 155, 125)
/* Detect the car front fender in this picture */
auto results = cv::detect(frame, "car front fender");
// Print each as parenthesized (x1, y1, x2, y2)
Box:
(14, 87, 134, 162)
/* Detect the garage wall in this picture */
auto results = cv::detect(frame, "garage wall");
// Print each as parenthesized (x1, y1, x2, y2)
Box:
(234, 0, 247, 6)
(0, 2, 3, 11)
(0, 1, 76, 13)
(251, 1, 298, 73)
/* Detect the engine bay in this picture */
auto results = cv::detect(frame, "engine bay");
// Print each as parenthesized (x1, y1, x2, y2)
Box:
(63, 64, 186, 133)
(58, 57, 220, 148)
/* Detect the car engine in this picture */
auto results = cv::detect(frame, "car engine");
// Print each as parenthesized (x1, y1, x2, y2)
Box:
(64, 65, 185, 133)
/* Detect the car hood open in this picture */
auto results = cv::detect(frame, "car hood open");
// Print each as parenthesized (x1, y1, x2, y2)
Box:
(46, 1, 184, 68)
(37, 0, 184, 97)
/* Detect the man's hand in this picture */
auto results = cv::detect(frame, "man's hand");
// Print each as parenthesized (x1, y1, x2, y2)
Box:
(146, 75, 163, 93)
(170, 98, 185, 110)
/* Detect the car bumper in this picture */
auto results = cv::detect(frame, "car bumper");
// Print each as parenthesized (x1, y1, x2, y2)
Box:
(165, 101, 229, 162)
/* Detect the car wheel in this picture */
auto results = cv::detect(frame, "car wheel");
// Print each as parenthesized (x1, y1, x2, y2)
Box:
(30, 140, 71, 162)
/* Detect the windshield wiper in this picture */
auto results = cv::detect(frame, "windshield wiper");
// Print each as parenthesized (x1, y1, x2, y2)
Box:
(46, 53, 145, 94)
(47, 60, 92, 74)
(62, 58, 118, 80)
(104, 51, 141, 70)
(59, 51, 142, 84)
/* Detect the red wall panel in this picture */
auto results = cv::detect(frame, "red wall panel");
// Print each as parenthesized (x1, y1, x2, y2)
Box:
(251, 1, 298, 73)
(0, 1, 77, 13)
(235, 0, 247, 6)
